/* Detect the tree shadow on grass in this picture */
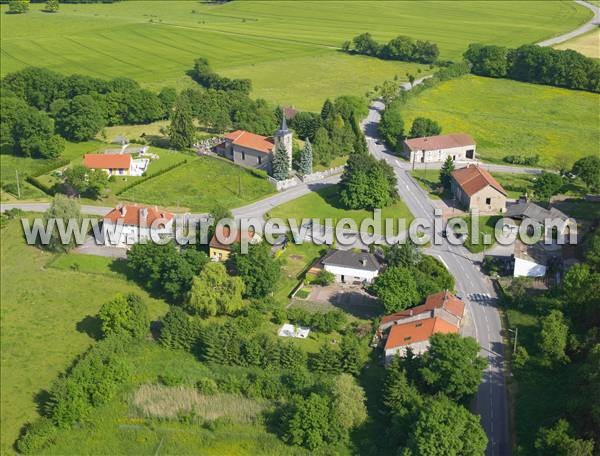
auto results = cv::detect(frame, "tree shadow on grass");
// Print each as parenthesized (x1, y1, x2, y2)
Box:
(76, 315, 103, 340)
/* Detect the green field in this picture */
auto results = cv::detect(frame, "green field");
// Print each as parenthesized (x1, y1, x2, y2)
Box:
(269, 184, 413, 236)
(400, 75, 600, 168)
(0, 1, 591, 111)
(0, 218, 169, 455)
(119, 155, 275, 212)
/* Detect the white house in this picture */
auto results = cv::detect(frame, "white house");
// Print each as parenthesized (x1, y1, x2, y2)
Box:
(403, 133, 476, 163)
(84, 154, 133, 176)
(318, 249, 381, 284)
(513, 241, 548, 278)
(101, 204, 174, 247)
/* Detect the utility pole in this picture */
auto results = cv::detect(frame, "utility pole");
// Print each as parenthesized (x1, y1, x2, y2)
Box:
(513, 327, 518, 353)
(15, 170, 21, 199)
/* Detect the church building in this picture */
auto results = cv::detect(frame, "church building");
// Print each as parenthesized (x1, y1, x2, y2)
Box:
(214, 118, 292, 175)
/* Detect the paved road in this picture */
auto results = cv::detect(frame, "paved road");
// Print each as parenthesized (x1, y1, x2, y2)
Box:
(537, 0, 600, 47)
(364, 100, 509, 456)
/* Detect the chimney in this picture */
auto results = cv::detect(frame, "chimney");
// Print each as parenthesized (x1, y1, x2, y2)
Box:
(360, 257, 367, 266)
(140, 207, 148, 222)
(119, 205, 127, 216)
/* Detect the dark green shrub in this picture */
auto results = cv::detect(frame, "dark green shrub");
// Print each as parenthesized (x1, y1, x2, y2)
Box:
(16, 418, 58, 454)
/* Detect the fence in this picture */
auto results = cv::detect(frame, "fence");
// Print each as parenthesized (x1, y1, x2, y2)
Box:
(269, 165, 345, 192)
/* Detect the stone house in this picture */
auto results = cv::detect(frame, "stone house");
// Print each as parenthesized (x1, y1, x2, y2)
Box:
(451, 164, 508, 213)
(214, 118, 292, 173)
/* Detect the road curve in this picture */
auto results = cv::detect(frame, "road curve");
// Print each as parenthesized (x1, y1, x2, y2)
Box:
(537, 0, 599, 47)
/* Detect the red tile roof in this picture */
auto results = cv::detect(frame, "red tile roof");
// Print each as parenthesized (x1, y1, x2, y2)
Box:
(224, 130, 274, 154)
(381, 290, 464, 325)
(384, 317, 459, 351)
(404, 133, 475, 152)
(84, 153, 131, 170)
(103, 204, 173, 227)
(451, 164, 507, 197)
(209, 225, 256, 251)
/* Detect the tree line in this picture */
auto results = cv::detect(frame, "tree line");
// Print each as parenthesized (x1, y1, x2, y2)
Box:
(464, 43, 600, 93)
(343, 32, 440, 64)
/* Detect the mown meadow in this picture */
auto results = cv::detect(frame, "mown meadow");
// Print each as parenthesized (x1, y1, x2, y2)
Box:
(0, 1, 591, 110)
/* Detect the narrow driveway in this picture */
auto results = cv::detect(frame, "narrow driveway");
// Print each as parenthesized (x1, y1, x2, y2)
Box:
(537, 0, 600, 47)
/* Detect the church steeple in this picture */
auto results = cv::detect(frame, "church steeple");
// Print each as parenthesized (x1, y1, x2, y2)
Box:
(273, 111, 293, 172)
(277, 115, 289, 134)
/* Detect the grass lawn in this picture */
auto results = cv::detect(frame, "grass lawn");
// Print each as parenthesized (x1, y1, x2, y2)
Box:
(120, 155, 275, 212)
(554, 28, 600, 58)
(274, 241, 326, 303)
(268, 184, 413, 236)
(452, 215, 501, 254)
(313, 155, 348, 172)
(400, 75, 600, 168)
(0, 218, 169, 455)
(0, 1, 591, 111)
(411, 169, 538, 200)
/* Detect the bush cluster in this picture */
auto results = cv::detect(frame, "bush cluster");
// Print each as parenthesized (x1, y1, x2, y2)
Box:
(286, 308, 348, 333)
(346, 33, 439, 64)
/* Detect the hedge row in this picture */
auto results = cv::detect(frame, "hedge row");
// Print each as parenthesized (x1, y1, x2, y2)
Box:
(115, 159, 188, 196)
(26, 175, 55, 196)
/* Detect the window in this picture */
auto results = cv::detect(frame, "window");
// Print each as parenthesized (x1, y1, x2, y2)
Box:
(404, 336, 412, 342)
(415, 322, 423, 327)
(242, 151, 246, 160)
(258, 156, 262, 165)
(485, 197, 491, 205)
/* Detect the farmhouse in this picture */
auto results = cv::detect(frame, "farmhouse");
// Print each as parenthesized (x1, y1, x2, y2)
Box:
(311, 249, 381, 284)
(209, 225, 259, 262)
(84, 154, 133, 176)
(101, 204, 174, 247)
(451, 164, 508, 213)
(505, 200, 576, 238)
(403, 133, 476, 163)
(214, 118, 292, 172)
(379, 290, 465, 362)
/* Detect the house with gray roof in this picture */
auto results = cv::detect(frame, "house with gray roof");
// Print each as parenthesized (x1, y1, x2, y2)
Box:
(318, 249, 381, 284)
(505, 201, 576, 237)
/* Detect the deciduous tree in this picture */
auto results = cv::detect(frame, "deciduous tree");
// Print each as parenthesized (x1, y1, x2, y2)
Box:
(98, 293, 149, 339)
(409, 117, 441, 139)
(538, 310, 569, 366)
(370, 266, 420, 313)
(185, 262, 245, 317)
(404, 396, 488, 456)
(418, 333, 486, 401)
